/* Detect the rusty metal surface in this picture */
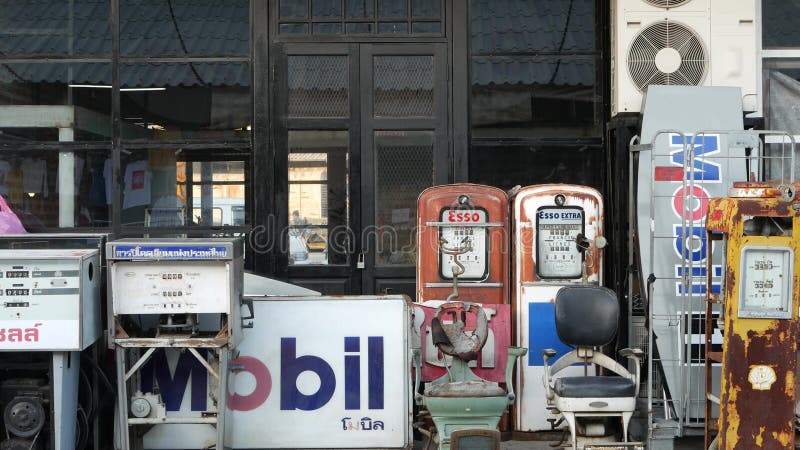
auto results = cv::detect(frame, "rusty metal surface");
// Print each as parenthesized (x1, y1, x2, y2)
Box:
(115, 336, 229, 348)
(707, 181, 800, 449)
(417, 184, 510, 304)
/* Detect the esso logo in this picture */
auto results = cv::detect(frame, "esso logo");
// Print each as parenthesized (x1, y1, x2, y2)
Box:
(447, 210, 482, 223)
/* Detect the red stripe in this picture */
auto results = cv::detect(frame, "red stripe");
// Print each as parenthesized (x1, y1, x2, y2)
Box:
(654, 166, 684, 181)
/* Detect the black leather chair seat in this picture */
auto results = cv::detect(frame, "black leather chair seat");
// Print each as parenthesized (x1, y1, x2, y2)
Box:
(553, 376, 636, 398)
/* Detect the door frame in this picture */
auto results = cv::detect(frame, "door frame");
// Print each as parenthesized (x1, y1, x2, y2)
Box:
(359, 43, 449, 295)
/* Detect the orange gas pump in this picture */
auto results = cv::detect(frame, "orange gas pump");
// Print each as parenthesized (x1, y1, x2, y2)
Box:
(417, 184, 510, 304)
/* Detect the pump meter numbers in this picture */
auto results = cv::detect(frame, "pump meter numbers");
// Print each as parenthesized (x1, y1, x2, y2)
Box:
(536, 207, 584, 279)
(439, 209, 489, 280)
(738, 246, 794, 319)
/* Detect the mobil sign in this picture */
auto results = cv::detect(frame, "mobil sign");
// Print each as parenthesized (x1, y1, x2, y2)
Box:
(141, 296, 412, 449)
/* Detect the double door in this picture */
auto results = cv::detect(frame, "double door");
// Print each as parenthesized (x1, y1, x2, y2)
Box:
(278, 43, 449, 296)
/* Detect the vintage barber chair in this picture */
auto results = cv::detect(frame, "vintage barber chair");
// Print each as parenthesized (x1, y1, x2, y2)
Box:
(416, 301, 526, 450)
(542, 285, 642, 449)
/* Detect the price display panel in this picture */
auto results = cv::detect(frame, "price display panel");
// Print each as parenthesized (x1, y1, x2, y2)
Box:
(439, 208, 489, 280)
(535, 206, 584, 279)
(738, 246, 794, 319)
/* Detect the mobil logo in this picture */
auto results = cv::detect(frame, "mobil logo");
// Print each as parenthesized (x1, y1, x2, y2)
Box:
(663, 134, 722, 296)
(140, 336, 385, 413)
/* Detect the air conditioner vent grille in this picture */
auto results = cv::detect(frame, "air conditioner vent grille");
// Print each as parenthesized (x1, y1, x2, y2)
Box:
(627, 20, 707, 92)
(642, 0, 693, 7)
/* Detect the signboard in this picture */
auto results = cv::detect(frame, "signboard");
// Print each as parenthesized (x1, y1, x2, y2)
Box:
(412, 302, 510, 382)
(228, 297, 409, 448)
(137, 297, 411, 449)
(439, 208, 489, 280)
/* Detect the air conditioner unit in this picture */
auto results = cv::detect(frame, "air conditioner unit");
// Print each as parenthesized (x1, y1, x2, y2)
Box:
(612, 0, 758, 115)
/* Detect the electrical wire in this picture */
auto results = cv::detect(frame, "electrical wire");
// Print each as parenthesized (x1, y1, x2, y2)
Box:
(548, 0, 575, 85)
(166, 0, 207, 86)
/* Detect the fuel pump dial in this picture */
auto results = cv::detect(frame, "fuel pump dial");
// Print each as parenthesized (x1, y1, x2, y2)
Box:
(738, 246, 794, 319)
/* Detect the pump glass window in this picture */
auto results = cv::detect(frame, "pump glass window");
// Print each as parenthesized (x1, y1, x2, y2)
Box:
(535, 206, 584, 279)
(438, 208, 489, 280)
(738, 246, 794, 319)
(288, 130, 349, 266)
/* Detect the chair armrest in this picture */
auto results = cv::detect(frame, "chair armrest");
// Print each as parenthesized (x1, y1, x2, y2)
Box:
(541, 348, 557, 402)
(619, 348, 643, 396)
(412, 348, 423, 405)
(619, 348, 644, 359)
(505, 347, 527, 403)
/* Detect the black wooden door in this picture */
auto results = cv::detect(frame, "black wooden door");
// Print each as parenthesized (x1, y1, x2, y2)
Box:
(278, 43, 448, 296)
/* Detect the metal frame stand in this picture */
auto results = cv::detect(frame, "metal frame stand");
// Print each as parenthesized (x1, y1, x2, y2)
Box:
(115, 337, 229, 450)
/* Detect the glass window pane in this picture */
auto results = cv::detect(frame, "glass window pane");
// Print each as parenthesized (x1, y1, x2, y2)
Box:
(281, 0, 309, 19)
(0, 149, 111, 229)
(378, 0, 407, 18)
(469, 145, 603, 191)
(288, 131, 349, 266)
(280, 23, 309, 34)
(346, 0, 374, 18)
(374, 56, 434, 117)
(766, 68, 800, 180)
(288, 55, 349, 118)
(121, 0, 249, 57)
(121, 149, 247, 228)
(763, 0, 800, 48)
(412, 22, 441, 34)
(0, 63, 111, 142)
(313, 23, 343, 34)
(471, 56, 598, 138)
(375, 130, 434, 266)
(470, 0, 595, 54)
(120, 62, 250, 141)
(346, 23, 373, 34)
(378, 22, 408, 34)
(312, 0, 342, 19)
(0, 0, 111, 56)
(412, 0, 440, 18)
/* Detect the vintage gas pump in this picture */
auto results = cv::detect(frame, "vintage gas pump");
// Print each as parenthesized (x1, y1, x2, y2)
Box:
(415, 184, 513, 395)
(0, 248, 102, 450)
(704, 181, 800, 449)
(417, 184, 509, 304)
(107, 238, 247, 450)
(415, 185, 523, 449)
(512, 184, 606, 432)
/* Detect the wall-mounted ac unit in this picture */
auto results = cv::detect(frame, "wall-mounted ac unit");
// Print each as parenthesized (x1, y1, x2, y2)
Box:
(612, 0, 758, 115)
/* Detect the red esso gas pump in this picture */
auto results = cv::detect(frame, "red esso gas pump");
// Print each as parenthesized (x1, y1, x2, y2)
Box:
(512, 185, 605, 432)
(414, 184, 513, 391)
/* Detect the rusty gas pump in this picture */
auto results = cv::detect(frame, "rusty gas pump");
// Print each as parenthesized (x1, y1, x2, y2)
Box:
(417, 184, 510, 304)
(704, 181, 800, 449)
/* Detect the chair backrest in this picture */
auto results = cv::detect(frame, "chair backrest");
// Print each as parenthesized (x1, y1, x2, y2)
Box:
(555, 285, 618, 347)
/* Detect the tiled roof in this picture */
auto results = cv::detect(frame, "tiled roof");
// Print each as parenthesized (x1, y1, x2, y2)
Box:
(0, 0, 248, 87)
(0, 0, 596, 88)
(470, 0, 595, 86)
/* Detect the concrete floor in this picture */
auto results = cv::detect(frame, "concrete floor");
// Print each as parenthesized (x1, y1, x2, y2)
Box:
(415, 435, 705, 450)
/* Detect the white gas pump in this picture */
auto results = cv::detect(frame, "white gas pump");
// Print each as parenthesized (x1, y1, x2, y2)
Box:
(107, 238, 247, 450)
(0, 249, 102, 450)
(512, 185, 606, 432)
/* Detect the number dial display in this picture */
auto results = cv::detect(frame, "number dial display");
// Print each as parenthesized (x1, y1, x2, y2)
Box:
(738, 246, 794, 319)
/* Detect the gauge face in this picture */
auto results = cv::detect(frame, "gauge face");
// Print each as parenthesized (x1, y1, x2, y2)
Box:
(738, 246, 794, 319)
(439, 208, 489, 280)
(535, 206, 584, 279)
